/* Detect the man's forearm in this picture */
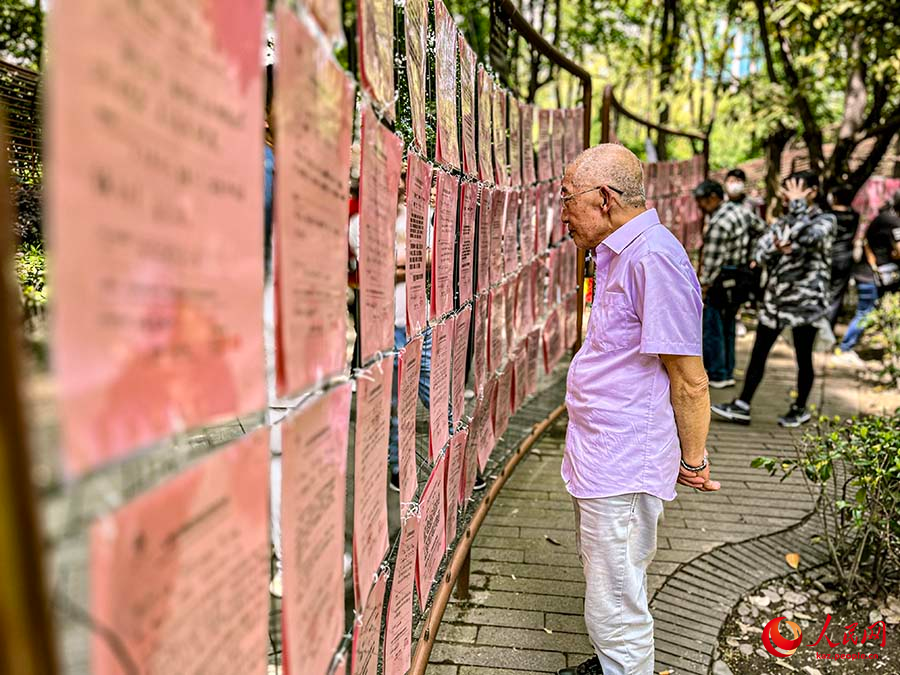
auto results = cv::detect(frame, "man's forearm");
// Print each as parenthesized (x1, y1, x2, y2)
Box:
(671, 382, 710, 466)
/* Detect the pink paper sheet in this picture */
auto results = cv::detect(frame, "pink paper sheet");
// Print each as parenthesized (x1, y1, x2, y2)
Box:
(525, 327, 541, 397)
(492, 84, 508, 186)
(275, 8, 354, 397)
(397, 336, 423, 510)
(459, 36, 478, 178)
(494, 365, 512, 440)
(474, 378, 498, 472)
(503, 190, 519, 276)
(282, 384, 352, 675)
(434, 0, 460, 170)
(358, 0, 395, 120)
(515, 267, 533, 339)
(405, 154, 433, 335)
(463, 414, 479, 505)
(533, 257, 550, 323)
(50, 0, 266, 475)
(521, 103, 536, 186)
(416, 454, 447, 610)
(404, 0, 428, 153)
(504, 279, 517, 353)
(476, 186, 493, 294)
(519, 187, 536, 266)
(446, 429, 467, 543)
(473, 294, 488, 399)
(537, 109, 552, 182)
(476, 67, 495, 184)
(513, 346, 527, 414)
(542, 308, 563, 374)
(552, 110, 565, 177)
(490, 189, 506, 285)
(508, 98, 522, 186)
(432, 170, 459, 319)
(451, 306, 472, 426)
(307, 0, 342, 40)
(429, 320, 453, 460)
(352, 569, 388, 675)
(383, 517, 418, 675)
(90, 429, 269, 674)
(353, 357, 393, 610)
(359, 106, 403, 362)
(458, 182, 477, 305)
(488, 286, 507, 373)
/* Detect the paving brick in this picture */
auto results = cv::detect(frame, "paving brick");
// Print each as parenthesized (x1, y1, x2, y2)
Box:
(430, 643, 565, 672)
(477, 625, 593, 654)
(435, 624, 479, 643)
(472, 547, 525, 563)
(443, 606, 545, 630)
(464, 589, 584, 614)
(544, 613, 587, 634)
(522, 549, 582, 568)
(426, 666, 458, 675)
(487, 575, 585, 598)
(473, 561, 586, 583)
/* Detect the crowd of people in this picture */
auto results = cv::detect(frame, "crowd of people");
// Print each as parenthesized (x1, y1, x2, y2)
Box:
(693, 167, 900, 428)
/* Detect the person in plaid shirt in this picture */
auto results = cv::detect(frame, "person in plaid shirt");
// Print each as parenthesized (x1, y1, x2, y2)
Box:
(694, 180, 764, 388)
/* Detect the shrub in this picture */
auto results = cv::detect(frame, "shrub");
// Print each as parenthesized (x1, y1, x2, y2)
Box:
(15, 241, 46, 319)
(12, 182, 42, 247)
(752, 413, 900, 598)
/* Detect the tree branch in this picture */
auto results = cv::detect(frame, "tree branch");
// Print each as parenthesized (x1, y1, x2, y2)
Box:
(847, 124, 900, 194)
(773, 18, 825, 171)
(754, 0, 778, 83)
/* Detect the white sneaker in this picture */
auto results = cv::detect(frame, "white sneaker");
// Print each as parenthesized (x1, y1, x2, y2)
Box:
(269, 570, 283, 598)
(736, 322, 747, 337)
(708, 378, 736, 389)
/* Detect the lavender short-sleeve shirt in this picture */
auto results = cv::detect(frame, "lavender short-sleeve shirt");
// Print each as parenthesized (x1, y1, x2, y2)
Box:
(563, 208, 702, 502)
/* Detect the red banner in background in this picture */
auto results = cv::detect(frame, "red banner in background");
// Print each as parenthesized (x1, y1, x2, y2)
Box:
(359, 106, 403, 361)
(275, 9, 354, 398)
(435, 0, 460, 169)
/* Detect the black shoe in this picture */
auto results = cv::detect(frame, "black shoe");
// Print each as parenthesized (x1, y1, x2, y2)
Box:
(711, 399, 751, 425)
(778, 404, 811, 428)
(557, 655, 602, 675)
(473, 475, 487, 491)
(389, 471, 400, 492)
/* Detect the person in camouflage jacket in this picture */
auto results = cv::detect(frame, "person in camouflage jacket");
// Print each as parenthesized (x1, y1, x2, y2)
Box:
(712, 171, 835, 428)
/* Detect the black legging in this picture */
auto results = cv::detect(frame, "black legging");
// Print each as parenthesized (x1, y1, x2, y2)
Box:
(739, 323, 818, 408)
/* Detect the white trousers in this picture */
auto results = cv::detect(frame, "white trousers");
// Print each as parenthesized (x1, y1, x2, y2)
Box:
(573, 493, 664, 675)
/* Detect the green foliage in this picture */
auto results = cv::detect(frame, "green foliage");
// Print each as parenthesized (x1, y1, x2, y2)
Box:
(752, 413, 900, 596)
(15, 240, 46, 320)
(861, 292, 900, 386)
(0, 0, 42, 69)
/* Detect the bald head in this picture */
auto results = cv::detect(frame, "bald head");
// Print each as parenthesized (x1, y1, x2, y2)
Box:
(566, 144, 646, 209)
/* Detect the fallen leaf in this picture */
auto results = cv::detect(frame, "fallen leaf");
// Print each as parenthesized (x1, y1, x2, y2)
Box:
(658, 671, 673, 675)
(545, 535, 562, 546)
(543, 627, 553, 634)
(785, 552, 800, 569)
(511, 574, 517, 580)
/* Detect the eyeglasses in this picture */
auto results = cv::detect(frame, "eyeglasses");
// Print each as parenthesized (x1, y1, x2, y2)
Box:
(560, 184, 625, 206)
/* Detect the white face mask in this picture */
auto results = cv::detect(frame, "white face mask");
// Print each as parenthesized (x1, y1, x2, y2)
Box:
(725, 181, 745, 198)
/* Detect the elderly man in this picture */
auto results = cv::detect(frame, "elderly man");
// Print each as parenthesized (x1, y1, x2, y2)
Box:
(558, 144, 719, 675)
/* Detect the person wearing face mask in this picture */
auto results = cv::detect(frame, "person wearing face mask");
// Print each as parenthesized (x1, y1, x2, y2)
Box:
(725, 168, 767, 223)
(713, 172, 835, 428)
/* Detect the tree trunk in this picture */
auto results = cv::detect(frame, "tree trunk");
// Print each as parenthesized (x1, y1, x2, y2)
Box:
(656, 0, 681, 161)
(764, 127, 794, 219)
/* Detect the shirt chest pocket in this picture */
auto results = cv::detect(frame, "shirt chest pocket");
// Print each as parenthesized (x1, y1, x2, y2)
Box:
(591, 291, 641, 353)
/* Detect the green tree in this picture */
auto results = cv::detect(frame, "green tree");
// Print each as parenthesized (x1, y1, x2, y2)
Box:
(0, 0, 43, 70)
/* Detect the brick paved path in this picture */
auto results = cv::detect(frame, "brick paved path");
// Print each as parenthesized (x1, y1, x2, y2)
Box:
(427, 334, 891, 675)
